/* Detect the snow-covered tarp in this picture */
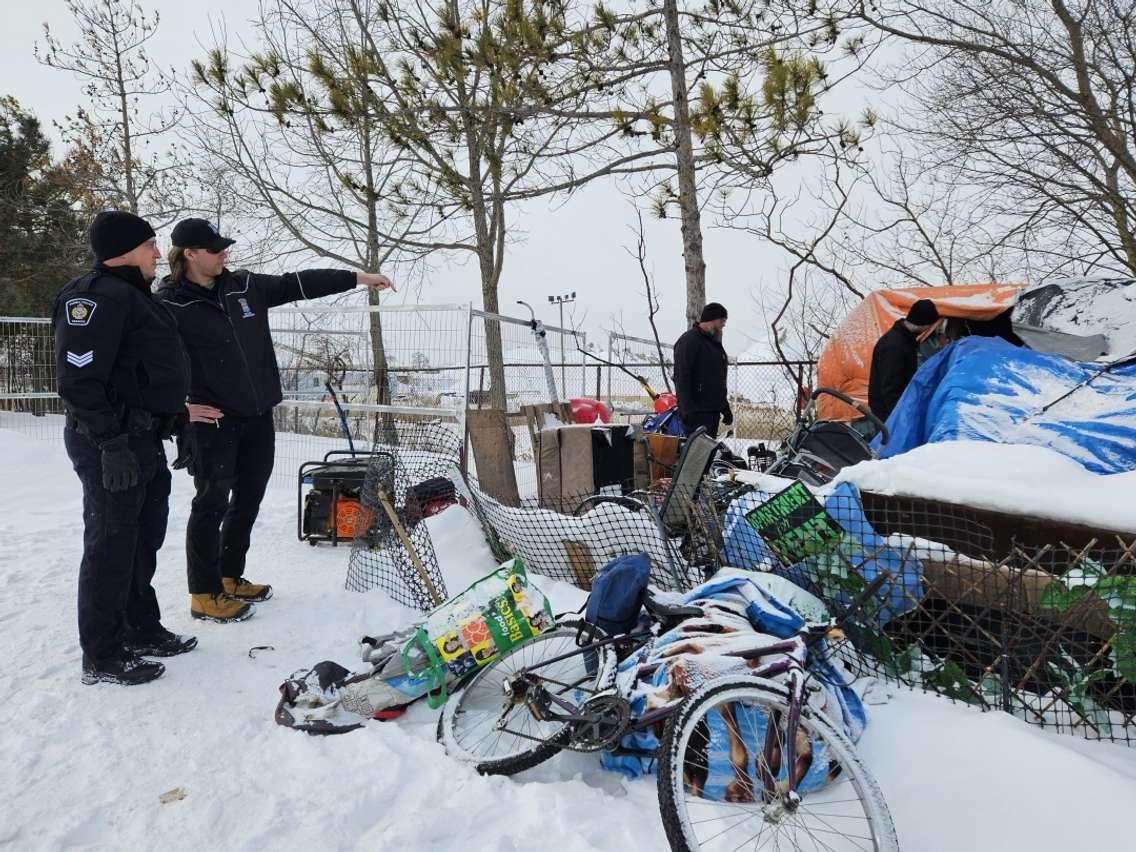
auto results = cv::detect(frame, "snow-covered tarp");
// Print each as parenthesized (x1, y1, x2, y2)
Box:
(1015, 276, 1136, 360)
(878, 336, 1136, 475)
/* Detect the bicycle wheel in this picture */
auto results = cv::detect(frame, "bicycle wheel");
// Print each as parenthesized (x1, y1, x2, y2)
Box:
(658, 676, 898, 852)
(438, 616, 618, 776)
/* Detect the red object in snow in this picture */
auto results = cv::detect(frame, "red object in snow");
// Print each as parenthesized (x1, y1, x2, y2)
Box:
(654, 392, 678, 414)
(570, 397, 611, 424)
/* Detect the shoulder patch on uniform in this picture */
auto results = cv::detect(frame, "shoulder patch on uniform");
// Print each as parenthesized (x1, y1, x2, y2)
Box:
(65, 298, 98, 327)
(66, 350, 94, 368)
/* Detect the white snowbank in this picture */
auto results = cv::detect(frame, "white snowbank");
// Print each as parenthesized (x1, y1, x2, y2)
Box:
(836, 440, 1136, 531)
(1, 428, 1135, 850)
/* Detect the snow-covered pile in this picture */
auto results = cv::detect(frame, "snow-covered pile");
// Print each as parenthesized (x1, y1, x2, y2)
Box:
(837, 440, 1136, 532)
(1015, 276, 1136, 359)
(2, 430, 1135, 850)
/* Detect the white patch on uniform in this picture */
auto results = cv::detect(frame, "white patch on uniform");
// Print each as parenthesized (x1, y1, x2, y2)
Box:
(66, 350, 94, 368)
(65, 298, 97, 326)
(238, 297, 255, 319)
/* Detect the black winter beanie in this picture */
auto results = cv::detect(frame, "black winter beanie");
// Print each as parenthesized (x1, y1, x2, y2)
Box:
(906, 299, 940, 327)
(699, 302, 728, 322)
(89, 210, 156, 263)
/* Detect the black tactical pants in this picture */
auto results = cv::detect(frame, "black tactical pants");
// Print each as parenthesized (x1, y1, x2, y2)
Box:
(65, 428, 169, 666)
(185, 412, 275, 594)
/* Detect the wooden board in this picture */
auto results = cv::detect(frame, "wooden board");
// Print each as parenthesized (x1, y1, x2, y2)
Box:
(466, 408, 520, 507)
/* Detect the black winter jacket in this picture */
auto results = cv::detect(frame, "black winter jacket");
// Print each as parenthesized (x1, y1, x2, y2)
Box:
(868, 320, 919, 422)
(53, 265, 190, 442)
(673, 324, 731, 422)
(157, 267, 357, 417)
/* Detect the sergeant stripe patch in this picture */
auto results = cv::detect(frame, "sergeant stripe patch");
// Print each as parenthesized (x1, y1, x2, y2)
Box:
(66, 350, 94, 368)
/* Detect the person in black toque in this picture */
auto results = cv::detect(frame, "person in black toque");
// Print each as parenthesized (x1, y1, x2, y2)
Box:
(673, 302, 732, 438)
(868, 298, 941, 422)
(54, 210, 199, 686)
(158, 219, 395, 623)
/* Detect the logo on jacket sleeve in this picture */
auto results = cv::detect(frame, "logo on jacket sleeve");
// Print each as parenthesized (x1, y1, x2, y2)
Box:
(65, 298, 98, 326)
(238, 297, 255, 319)
(66, 350, 94, 368)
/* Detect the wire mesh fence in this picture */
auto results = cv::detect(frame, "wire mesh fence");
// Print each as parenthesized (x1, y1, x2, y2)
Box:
(343, 421, 464, 609)
(720, 479, 1136, 746)
(0, 318, 64, 442)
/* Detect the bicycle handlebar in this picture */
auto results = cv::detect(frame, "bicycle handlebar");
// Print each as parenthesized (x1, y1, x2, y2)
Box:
(809, 387, 890, 447)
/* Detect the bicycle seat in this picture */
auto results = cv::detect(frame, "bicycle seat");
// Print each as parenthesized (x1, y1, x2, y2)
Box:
(642, 590, 703, 622)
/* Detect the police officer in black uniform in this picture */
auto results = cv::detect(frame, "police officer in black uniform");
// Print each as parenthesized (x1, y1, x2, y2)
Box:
(158, 219, 394, 623)
(55, 211, 197, 686)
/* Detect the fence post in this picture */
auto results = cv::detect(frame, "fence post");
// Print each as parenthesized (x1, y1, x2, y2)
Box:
(461, 302, 474, 475)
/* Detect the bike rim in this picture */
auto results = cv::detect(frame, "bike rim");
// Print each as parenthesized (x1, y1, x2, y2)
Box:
(672, 688, 884, 852)
(447, 629, 600, 766)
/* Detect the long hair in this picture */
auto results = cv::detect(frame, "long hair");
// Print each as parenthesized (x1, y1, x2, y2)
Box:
(167, 246, 188, 281)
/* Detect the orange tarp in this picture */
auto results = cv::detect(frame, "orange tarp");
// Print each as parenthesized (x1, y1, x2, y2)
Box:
(815, 284, 1027, 421)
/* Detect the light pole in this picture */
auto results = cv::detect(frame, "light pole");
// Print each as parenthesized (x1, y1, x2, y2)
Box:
(548, 291, 576, 395)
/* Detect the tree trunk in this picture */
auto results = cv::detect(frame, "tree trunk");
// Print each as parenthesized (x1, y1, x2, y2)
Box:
(361, 123, 398, 445)
(662, 0, 707, 327)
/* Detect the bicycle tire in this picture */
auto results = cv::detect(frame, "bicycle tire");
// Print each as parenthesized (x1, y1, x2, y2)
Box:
(438, 616, 618, 776)
(657, 675, 898, 852)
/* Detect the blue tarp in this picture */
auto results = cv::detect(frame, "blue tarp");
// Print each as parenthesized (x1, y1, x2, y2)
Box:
(877, 337, 1136, 474)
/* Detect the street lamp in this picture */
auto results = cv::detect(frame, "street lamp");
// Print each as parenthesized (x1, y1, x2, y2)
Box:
(548, 292, 576, 393)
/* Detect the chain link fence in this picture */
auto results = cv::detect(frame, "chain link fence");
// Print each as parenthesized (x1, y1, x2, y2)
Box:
(0, 317, 64, 442)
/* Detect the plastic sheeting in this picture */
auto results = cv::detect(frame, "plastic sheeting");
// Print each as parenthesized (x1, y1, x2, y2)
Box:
(878, 336, 1136, 474)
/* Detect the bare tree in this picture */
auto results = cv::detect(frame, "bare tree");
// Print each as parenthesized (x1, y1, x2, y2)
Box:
(859, 0, 1136, 278)
(579, 0, 874, 324)
(37, 0, 184, 222)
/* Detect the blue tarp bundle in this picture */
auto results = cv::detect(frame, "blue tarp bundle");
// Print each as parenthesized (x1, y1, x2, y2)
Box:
(877, 337, 1136, 474)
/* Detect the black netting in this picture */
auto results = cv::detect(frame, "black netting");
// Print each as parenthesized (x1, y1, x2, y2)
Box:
(463, 478, 733, 592)
(343, 419, 463, 609)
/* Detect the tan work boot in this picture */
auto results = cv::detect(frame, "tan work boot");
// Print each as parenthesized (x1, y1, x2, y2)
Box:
(222, 576, 273, 602)
(191, 593, 255, 623)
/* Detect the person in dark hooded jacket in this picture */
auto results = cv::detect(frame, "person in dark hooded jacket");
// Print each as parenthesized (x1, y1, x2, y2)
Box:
(673, 302, 732, 438)
(868, 299, 940, 422)
(158, 218, 394, 623)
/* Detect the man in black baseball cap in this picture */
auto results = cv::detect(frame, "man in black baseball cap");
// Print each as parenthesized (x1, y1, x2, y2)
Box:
(159, 218, 395, 623)
(54, 211, 199, 686)
(869, 298, 941, 422)
(170, 217, 237, 254)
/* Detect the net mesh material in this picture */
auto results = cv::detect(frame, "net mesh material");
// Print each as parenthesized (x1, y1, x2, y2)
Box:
(733, 488, 1136, 748)
(343, 420, 462, 608)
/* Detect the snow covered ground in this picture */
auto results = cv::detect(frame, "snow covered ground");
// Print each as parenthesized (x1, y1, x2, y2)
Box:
(2, 429, 1135, 851)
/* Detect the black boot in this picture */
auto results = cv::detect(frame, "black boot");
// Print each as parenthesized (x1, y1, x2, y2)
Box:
(124, 627, 198, 658)
(81, 651, 166, 686)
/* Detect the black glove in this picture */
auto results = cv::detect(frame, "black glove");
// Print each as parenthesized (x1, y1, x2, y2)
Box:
(722, 405, 734, 427)
(100, 435, 140, 492)
(172, 425, 195, 475)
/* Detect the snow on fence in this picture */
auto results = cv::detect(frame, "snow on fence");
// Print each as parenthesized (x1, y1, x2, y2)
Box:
(724, 486, 1136, 747)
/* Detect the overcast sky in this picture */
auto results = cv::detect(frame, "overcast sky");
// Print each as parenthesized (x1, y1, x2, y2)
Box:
(5, 0, 884, 356)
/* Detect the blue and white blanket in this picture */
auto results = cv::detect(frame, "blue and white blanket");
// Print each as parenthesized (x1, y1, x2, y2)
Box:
(600, 574, 868, 785)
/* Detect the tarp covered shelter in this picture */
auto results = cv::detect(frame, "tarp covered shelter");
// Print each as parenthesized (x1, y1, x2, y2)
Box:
(815, 278, 1134, 421)
(815, 284, 1024, 421)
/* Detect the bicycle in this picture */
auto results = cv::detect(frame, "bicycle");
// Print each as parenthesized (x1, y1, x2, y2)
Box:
(438, 574, 899, 851)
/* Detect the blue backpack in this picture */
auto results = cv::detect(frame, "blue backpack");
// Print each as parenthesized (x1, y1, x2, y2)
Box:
(642, 406, 686, 437)
(585, 553, 652, 636)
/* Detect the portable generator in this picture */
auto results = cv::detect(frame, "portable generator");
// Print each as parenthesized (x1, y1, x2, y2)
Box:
(298, 451, 377, 546)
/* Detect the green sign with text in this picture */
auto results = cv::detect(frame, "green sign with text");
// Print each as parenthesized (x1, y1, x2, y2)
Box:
(744, 480, 843, 566)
